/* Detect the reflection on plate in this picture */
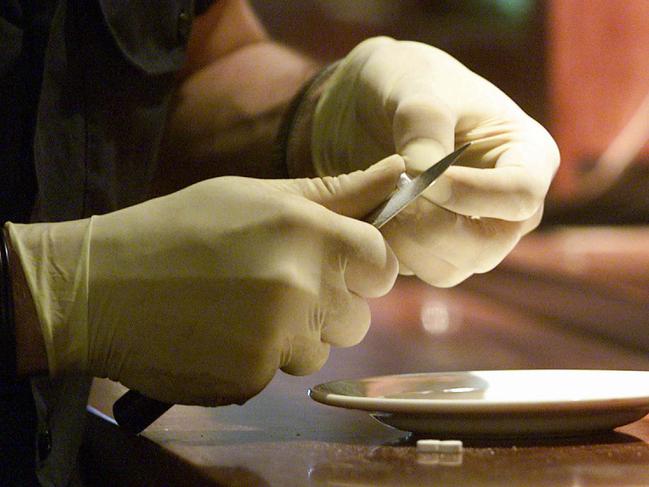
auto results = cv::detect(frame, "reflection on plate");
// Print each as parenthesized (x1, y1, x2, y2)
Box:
(308, 370, 649, 437)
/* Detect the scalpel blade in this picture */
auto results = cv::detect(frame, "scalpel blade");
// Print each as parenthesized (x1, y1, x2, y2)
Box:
(365, 143, 470, 229)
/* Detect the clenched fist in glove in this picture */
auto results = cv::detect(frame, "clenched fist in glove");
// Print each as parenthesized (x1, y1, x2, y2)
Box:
(300, 37, 560, 287)
(6, 155, 404, 406)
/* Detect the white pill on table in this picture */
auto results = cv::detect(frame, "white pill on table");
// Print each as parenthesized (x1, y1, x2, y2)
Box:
(416, 439, 441, 452)
(438, 440, 463, 453)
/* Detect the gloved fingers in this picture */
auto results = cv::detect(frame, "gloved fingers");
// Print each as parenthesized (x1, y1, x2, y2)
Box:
(265, 153, 404, 298)
(280, 336, 331, 376)
(423, 136, 558, 221)
(331, 217, 400, 298)
(279, 265, 372, 374)
(390, 73, 558, 222)
(285, 154, 405, 220)
(398, 250, 468, 289)
(114, 357, 274, 407)
(392, 93, 456, 175)
(260, 180, 401, 298)
(423, 163, 545, 221)
(319, 287, 371, 347)
(381, 198, 529, 287)
(521, 203, 544, 236)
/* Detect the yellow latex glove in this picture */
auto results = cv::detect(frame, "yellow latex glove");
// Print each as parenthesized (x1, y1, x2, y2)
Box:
(313, 37, 560, 286)
(7, 155, 404, 406)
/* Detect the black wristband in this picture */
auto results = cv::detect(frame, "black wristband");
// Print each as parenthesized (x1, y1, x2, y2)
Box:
(0, 226, 16, 383)
(274, 62, 340, 178)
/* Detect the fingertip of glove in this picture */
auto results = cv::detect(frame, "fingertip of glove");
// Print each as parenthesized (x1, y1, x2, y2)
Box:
(366, 154, 406, 177)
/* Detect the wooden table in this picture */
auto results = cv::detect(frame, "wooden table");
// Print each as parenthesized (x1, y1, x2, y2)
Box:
(82, 226, 649, 486)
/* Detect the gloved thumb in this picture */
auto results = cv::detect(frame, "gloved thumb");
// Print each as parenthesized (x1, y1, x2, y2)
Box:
(286, 154, 405, 219)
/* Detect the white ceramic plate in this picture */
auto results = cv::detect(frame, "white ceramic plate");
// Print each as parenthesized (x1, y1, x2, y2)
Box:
(308, 370, 649, 437)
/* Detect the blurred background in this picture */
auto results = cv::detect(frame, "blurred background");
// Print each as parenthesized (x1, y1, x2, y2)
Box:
(252, 0, 649, 225)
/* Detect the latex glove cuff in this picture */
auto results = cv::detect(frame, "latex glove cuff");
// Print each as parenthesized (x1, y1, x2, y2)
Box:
(276, 62, 340, 178)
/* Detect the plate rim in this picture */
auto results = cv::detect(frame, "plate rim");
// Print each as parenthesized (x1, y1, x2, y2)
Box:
(308, 369, 649, 414)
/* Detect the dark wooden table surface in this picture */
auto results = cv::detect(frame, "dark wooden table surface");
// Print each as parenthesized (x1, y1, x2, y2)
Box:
(83, 226, 649, 486)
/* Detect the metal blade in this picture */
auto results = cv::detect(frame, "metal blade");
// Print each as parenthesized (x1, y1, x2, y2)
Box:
(365, 143, 470, 228)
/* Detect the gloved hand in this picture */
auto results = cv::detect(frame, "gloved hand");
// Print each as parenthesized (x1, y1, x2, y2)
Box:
(6, 155, 404, 406)
(312, 37, 560, 286)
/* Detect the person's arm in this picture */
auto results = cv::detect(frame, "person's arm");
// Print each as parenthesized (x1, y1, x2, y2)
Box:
(3, 227, 47, 377)
(7, 158, 404, 404)
(151, 0, 320, 196)
(6, 0, 322, 380)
